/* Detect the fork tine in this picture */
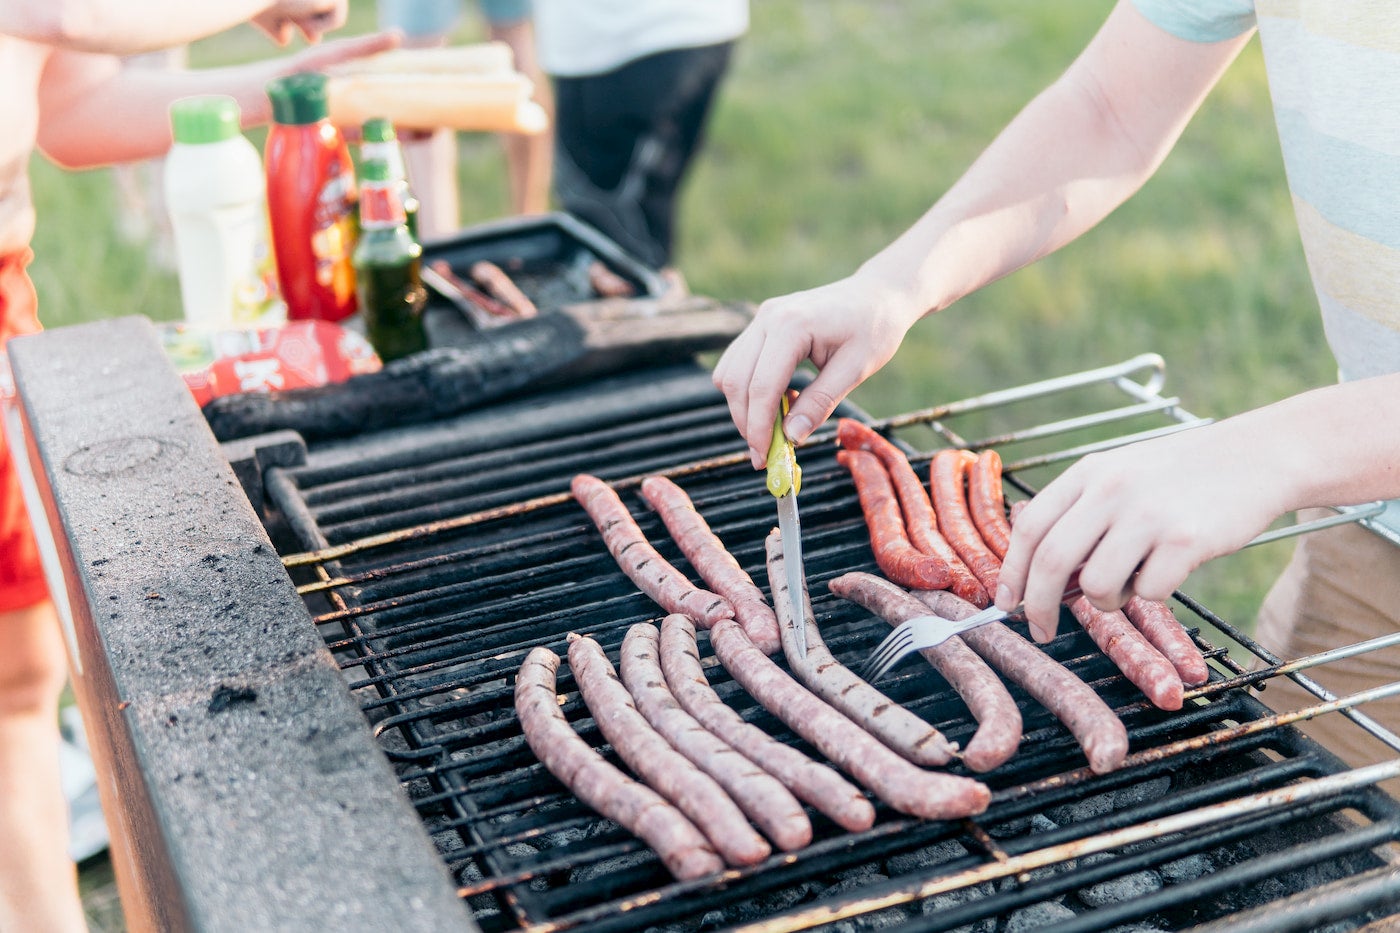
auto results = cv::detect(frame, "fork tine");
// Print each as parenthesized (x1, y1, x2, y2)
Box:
(860, 625, 914, 681)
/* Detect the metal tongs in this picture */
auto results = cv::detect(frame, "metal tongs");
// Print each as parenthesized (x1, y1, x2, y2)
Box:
(766, 395, 808, 657)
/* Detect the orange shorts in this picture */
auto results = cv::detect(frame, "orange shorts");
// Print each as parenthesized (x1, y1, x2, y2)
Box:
(0, 248, 47, 612)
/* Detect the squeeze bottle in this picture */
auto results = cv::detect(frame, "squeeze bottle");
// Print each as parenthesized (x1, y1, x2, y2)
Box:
(164, 95, 283, 328)
(265, 72, 359, 322)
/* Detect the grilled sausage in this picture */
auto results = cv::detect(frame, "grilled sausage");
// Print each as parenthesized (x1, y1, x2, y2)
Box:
(588, 260, 636, 298)
(836, 419, 988, 606)
(514, 646, 724, 879)
(620, 623, 811, 851)
(1123, 596, 1209, 687)
(1067, 596, 1184, 711)
(929, 449, 1003, 596)
(827, 572, 1021, 772)
(913, 589, 1129, 774)
(639, 476, 781, 655)
(571, 474, 734, 627)
(567, 634, 771, 866)
(658, 614, 876, 832)
(708, 617, 991, 821)
(470, 260, 538, 318)
(837, 449, 954, 591)
(765, 530, 958, 767)
(968, 449, 1012, 560)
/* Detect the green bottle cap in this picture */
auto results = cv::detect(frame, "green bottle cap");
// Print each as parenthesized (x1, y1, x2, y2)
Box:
(169, 95, 241, 145)
(360, 158, 392, 183)
(266, 72, 330, 126)
(361, 118, 398, 144)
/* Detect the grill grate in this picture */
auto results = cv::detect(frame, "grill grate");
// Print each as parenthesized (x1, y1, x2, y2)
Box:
(263, 356, 1400, 932)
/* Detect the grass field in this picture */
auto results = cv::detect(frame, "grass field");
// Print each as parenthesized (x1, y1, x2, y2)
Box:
(29, 4, 1324, 631)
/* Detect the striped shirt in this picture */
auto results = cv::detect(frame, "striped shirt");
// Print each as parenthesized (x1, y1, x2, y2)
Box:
(1134, 0, 1400, 385)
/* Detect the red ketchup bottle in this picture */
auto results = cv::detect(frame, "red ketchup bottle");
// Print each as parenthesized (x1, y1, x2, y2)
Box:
(264, 72, 359, 322)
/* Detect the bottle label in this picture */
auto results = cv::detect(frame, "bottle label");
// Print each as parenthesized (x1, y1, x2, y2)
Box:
(311, 157, 358, 297)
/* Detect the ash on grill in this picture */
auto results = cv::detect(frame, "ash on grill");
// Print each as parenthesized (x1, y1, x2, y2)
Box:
(258, 354, 1400, 933)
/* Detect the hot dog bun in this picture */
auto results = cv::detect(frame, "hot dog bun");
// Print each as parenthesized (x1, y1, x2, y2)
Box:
(326, 42, 548, 134)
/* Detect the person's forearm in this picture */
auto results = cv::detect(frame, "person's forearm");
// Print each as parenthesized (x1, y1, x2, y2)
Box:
(857, 1, 1250, 322)
(1229, 374, 1400, 512)
(37, 59, 281, 167)
(0, 0, 274, 53)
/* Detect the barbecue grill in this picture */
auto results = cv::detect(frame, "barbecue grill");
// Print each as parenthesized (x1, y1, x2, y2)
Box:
(9, 315, 1400, 932)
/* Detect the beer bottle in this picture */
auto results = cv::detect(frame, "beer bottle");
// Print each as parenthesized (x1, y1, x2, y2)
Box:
(353, 158, 427, 361)
(359, 117, 421, 240)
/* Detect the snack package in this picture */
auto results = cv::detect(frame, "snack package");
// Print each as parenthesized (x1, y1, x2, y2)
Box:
(158, 320, 381, 407)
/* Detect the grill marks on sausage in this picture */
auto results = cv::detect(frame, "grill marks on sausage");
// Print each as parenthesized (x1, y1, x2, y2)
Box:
(929, 449, 1004, 597)
(639, 476, 781, 655)
(658, 615, 876, 833)
(836, 449, 954, 592)
(765, 529, 958, 767)
(514, 647, 724, 880)
(571, 474, 734, 627)
(1067, 597, 1184, 711)
(968, 450, 1012, 560)
(708, 618, 991, 821)
(1123, 596, 1209, 687)
(836, 420, 988, 606)
(620, 623, 811, 851)
(567, 634, 771, 866)
(827, 572, 1021, 772)
(913, 589, 1129, 774)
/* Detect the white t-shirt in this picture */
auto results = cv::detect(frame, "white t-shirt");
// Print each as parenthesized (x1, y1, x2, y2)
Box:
(533, 0, 749, 77)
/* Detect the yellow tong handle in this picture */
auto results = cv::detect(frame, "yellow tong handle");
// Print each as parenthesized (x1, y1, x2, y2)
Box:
(765, 394, 802, 498)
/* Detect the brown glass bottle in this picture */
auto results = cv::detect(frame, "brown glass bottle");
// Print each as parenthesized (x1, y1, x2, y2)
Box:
(353, 158, 426, 361)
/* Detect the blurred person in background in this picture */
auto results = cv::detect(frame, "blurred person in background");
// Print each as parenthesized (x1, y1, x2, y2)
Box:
(377, 0, 553, 234)
(533, 0, 748, 281)
(0, 3, 396, 927)
(713, 0, 1400, 776)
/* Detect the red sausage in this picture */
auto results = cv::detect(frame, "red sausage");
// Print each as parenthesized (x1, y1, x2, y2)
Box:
(620, 623, 811, 850)
(514, 646, 724, 879)
(709, 618, 991, 821)
(929, 449, 1003, 597)
(567, 634, 771, 866)
(913, 589, 1129, 774)
(836, 419, 988, 606)
(470, 260, 538, 318)
(827, 572, 1021, 772)
(571, 474, 734, 627)
(1067, 596, 1184, 711)
(968, 449, 1012, 560)
(639, 475, 781, 655)
(1123, 596, 1209, 687)
(837, 449, 953, 591)
(658, 614, 876, 832)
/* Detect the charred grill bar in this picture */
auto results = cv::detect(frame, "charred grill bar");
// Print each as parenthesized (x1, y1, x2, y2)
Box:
(10, 316, 1400, 931)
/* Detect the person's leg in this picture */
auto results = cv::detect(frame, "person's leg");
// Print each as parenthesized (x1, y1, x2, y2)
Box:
(378, 0, 465, 237)
(0, 600, 84, 933)
(485, 13, 554, 216)
(1253, 509, 1400, 796)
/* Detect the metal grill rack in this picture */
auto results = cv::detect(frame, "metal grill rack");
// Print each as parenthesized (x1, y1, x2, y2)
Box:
(265, 354, 1400, 932)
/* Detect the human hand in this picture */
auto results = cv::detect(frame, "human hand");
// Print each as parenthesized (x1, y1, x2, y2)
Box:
(995, 422, 1286, 641)
(271, 29, 401, 78)
(711, 273, 922, 469)
(253, 0, 348, 46)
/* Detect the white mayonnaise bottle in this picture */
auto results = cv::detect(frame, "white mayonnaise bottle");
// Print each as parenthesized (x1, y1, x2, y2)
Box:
(164, 95, 284, 328)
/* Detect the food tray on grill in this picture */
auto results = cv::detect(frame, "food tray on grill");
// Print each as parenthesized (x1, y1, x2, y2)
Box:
(420, 212, 667, 344)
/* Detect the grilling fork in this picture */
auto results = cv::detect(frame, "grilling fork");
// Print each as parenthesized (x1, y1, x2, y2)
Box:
(860, 583, 1083, 682)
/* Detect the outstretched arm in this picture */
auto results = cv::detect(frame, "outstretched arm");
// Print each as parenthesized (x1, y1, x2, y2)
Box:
(35, 30, 400, 168)
(714, 0, 1253, 467)
(997, 372, 1400, 640)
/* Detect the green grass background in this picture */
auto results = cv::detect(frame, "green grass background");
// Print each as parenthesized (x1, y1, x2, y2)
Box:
(29, 1, 1327, 631)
